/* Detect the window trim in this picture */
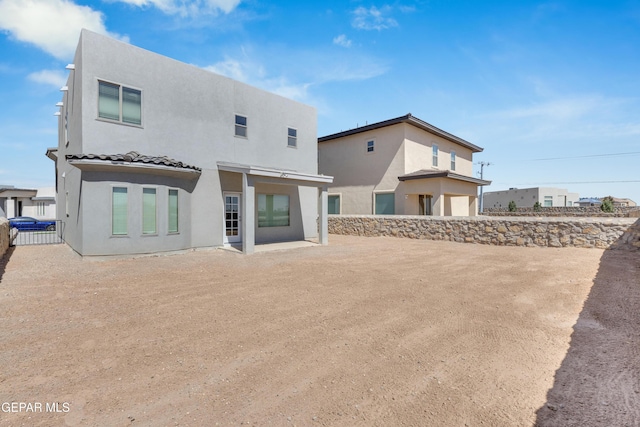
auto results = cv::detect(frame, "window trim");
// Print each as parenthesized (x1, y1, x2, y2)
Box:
(373, 191, 395, 215)
(235, 114, 248, 138)
(142, 187, 158, 236)
(111, 186, 129, 237)
(168, 188, 179, 234)
(97, 79, 143, 127)
(328, 194, 341, 215)
(287, 127, 297, 148)
(432, 144, 439, 168)
(366, 139, 375, 153)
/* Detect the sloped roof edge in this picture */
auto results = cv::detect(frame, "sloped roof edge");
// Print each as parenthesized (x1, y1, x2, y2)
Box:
(398, 169, 491, 186)
(318, 113, 484, 153)
(66, 151, 201, 172)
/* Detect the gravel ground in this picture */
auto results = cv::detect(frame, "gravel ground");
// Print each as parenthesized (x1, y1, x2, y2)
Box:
(0, 235, 637, 426)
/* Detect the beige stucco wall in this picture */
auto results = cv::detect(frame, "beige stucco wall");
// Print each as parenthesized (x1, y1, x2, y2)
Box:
(403, 125, 473, 176)
(318, 122, 479, 216)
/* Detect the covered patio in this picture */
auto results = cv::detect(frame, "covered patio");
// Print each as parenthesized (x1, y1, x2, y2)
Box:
(217, 162, 333, 254)
(398, 169, 491, 216)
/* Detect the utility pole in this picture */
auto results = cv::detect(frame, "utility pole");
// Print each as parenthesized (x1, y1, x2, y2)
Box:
(477, 161, 492, 213)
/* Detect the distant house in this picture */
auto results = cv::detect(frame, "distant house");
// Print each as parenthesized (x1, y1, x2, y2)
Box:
(577, 198, 602, 207)
(318, 114, 490, 217)
(0, 186, 56, 219)
(612, 197, 637, 207)
(484, 187, 580, 209)
(48, 30, 332, 256)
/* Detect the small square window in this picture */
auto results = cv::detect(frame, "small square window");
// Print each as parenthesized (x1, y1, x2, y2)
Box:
(235, 115, 247, 137)
(288, 128, 297, 147)
(367, 140, 374, 153)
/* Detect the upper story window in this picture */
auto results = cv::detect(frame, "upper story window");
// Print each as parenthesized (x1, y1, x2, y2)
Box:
(432, 144, 439, 167)
(288, 128, 297, 147)
(235, 115, 247, 137)
(450, 150, 456, 171)
(98, 81, 141, 125)
(366, 140, 375, 153)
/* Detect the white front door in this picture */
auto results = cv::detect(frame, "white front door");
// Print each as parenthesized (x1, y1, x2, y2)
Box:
(224, 193, 242, 244)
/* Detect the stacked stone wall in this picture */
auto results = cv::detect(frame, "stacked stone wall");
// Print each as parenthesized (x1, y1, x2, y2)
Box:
(329, 215, 640, 250)
(483, 206, 640, 218)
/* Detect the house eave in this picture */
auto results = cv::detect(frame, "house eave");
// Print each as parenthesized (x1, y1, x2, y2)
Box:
(68, 159, 202, 179)
(318, 113, 484, 153)
(46, 147, 58, 162)
(217, 161, 334, 185)
(398, 170, 492, 186)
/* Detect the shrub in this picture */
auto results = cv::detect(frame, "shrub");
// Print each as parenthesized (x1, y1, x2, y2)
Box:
(508, 200, 517, 212)
(601, 196, 614, 213)
(533, 201, 542, 212)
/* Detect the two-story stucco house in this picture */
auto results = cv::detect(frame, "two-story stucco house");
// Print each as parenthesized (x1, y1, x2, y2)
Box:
(49, 30, 332, 256)
(318, 114, 490, 217)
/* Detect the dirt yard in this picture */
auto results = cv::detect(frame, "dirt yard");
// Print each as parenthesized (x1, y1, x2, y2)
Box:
(0, 235, 637, 426)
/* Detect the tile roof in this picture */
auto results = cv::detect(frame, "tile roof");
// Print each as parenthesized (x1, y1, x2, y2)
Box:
(66, 151, 201, 171)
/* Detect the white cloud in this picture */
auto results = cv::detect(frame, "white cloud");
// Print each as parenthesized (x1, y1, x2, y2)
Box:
(200, 42, 388, 106)
(0, 0, 128, 60)
(493, 96, 613, 121)
(111, 0, 241, 16)
(27, 69, 67, 88)
(333, 34, 352, 48)
(352, 5, 398, 30)
(203, 57, 310, 101)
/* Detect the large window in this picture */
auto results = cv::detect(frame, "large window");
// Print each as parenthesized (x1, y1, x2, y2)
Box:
(328, 195, 340, 214)
(142, 188, 157, 234)
(36, 202, 45, 216)
(235, 115, 247, 137)
(168, 189, 179, 233)
(98, 81, 141, 125)
(375, 193, 395, 215)
(544, 196, 553, 207)
(258, 194, 290, 227)
(432, 144, 439, 167)
(112, 187, 128, 235)
(450, 150, 456, 171)
(288, 127, 297, 147)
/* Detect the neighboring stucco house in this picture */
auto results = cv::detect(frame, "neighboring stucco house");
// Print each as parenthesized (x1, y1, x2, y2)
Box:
(0, 186, 56, 219)
(49, 29, 332, 256)
(483, 187, 580, 209)
(318, 114, 490, 216)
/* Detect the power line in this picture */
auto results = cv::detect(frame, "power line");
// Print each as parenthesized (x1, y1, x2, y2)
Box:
(532, 151, 640, 161)
(513, 180, 640, 185)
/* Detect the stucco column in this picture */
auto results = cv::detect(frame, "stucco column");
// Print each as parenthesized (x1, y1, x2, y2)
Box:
(318, 186, 328, 245)
(6, 198, 16, 218)
(242, 173, 255, 254)
(432, 193, 445, 216)
(469, 196, 478, 216)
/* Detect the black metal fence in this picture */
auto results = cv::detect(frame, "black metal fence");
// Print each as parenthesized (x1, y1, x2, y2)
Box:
(10, 221, 65, 246)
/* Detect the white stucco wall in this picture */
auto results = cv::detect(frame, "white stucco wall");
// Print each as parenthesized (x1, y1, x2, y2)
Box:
(57, 30, 321, 255)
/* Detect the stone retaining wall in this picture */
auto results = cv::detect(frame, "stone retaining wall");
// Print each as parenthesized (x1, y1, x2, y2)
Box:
(483, 206, 640, 218)
(0, 218, 9, 259)
(329, 215, 640, 250)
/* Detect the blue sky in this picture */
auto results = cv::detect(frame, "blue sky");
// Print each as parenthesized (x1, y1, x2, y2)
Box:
(1, 0, 639, 203)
